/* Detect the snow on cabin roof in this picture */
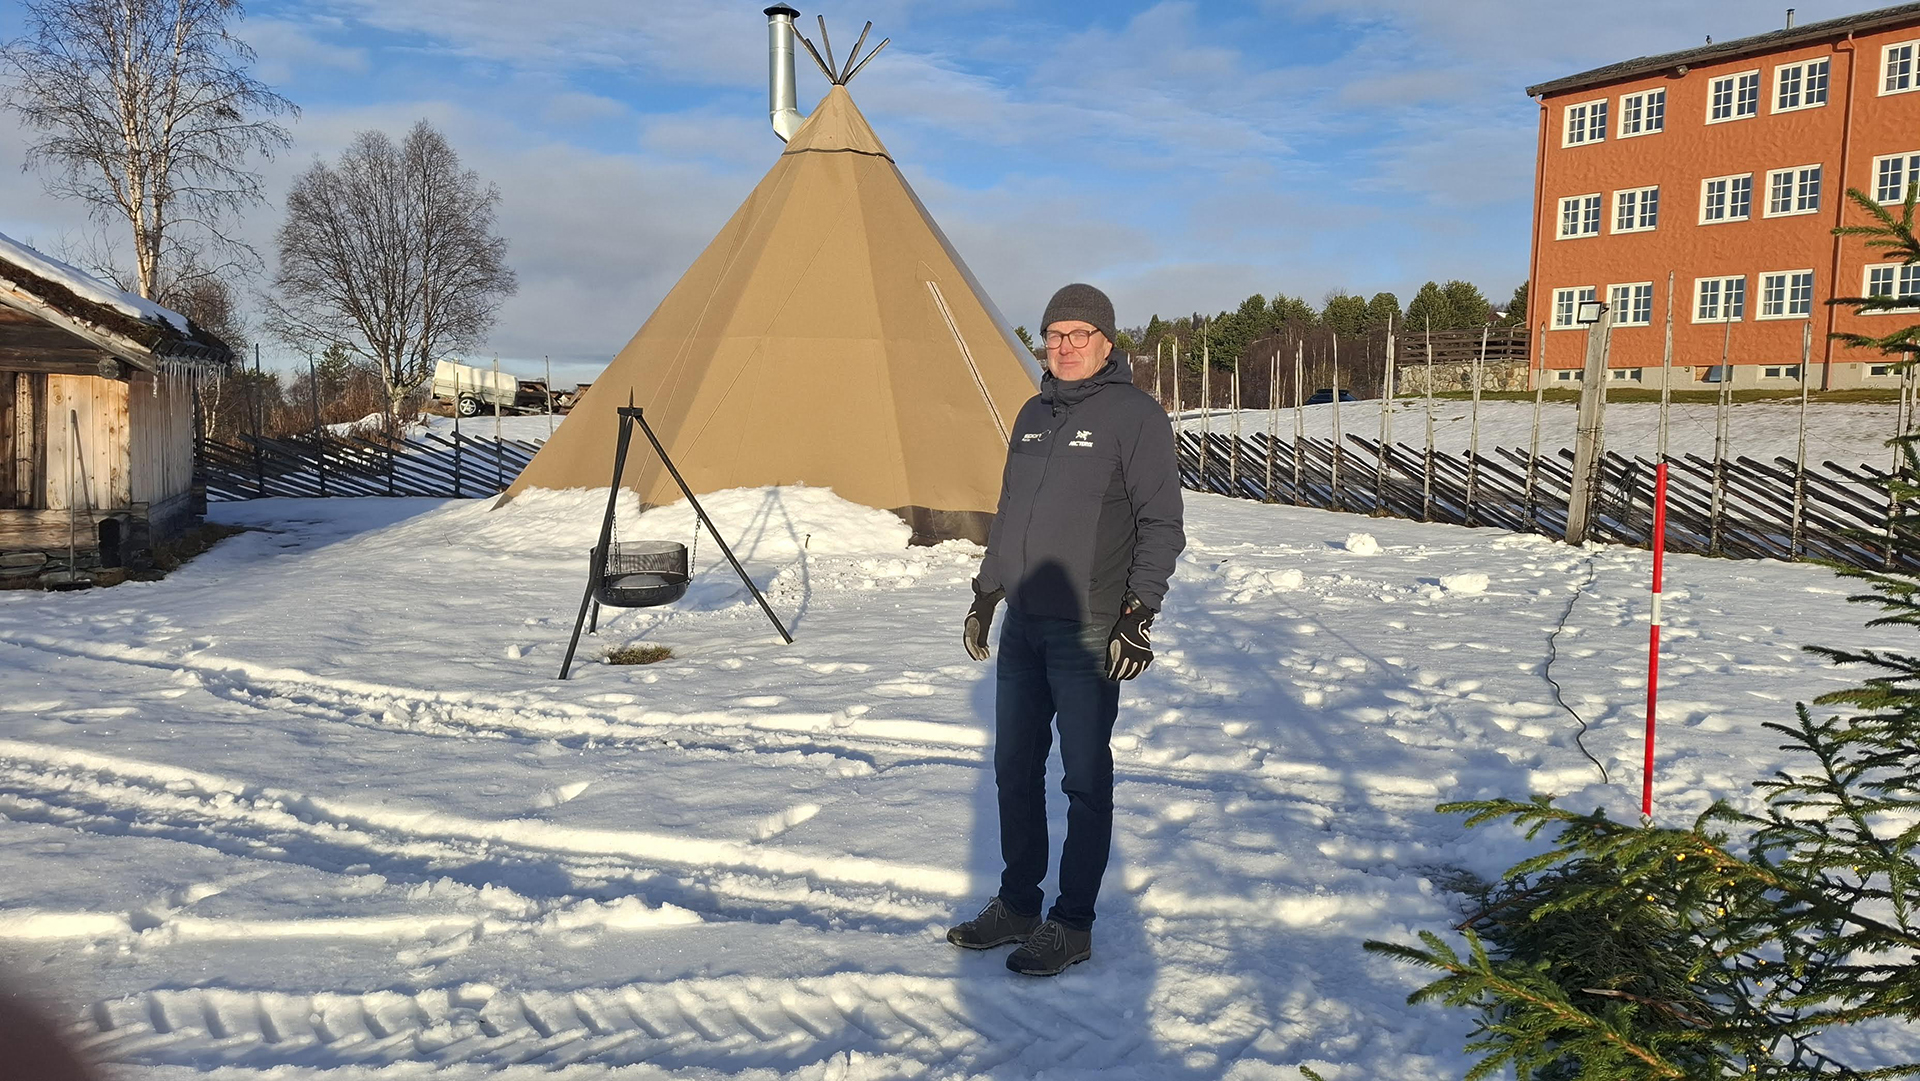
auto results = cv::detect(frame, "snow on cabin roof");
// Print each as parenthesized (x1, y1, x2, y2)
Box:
(0, 229, 233, 369)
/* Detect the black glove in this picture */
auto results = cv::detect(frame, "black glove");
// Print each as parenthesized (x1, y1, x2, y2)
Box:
(1105, 592, 1155, 681)
(964, 584, 1004, 660)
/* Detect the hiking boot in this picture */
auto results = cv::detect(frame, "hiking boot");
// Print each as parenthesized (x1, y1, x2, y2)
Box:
(1005, 919, 1091, 976)
(946, 897, 1040, 950)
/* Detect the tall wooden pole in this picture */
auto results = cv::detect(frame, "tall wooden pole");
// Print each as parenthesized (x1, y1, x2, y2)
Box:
(1201, 336, 1212, 492)
(1709, 317, 1734, 555)
(307, 349, 327, 497)
(1525, 319, 1547, 529)
(1423, 318, 1436, 522)
(1266, 347, 1279, 501)
(1293, 340, 1305, 506)
(1466, 324, 1487, 525)
(1159, 339, 1175, 437)
(1230, 352, 1242, 493)
(1375, 318, 1394, 514)
(1565, 305, 1616, 544)
(1792, 322, 1812, 559)
(1330, 333, 1344, 509)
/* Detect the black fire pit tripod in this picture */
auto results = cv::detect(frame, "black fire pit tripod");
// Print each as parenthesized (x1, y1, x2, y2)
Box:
(557, 404, 793, 679)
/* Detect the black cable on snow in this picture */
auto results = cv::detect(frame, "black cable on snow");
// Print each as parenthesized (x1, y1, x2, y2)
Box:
(1544, 551, 1610, 785)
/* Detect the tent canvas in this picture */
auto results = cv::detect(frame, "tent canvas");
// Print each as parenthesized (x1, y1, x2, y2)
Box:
(500, 85, 1040, 544)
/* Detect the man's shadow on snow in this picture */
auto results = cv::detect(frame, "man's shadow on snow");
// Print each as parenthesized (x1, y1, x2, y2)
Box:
(955, 629, 1208, 1078)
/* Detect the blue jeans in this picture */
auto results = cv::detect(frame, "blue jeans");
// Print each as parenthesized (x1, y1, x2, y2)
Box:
(994, 606, 1121, 931)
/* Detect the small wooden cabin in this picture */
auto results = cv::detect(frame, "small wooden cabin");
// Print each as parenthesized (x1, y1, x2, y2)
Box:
(0, 233, 232, 580)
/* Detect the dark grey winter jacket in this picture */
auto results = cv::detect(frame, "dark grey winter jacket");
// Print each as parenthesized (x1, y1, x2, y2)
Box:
(976, 358, 1185, 624)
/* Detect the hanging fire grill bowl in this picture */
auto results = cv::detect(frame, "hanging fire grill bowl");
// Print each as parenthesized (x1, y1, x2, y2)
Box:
(593, 539, 690, 608)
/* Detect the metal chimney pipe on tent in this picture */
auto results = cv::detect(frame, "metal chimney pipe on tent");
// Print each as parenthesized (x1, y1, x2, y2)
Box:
(765, 5, 805, 142)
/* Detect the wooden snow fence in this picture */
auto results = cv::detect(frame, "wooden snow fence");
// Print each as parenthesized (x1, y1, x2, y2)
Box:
(198, 431, 544, 501)
(1178, 429, 1920, 573)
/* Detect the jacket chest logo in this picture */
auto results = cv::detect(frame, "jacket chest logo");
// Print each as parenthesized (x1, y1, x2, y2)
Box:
(1020, 431, 1049, 442)
(1068, 429, 1095, 448)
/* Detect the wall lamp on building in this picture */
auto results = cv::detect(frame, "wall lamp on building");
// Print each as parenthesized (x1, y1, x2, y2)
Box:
(1576, 300, 1608, 324)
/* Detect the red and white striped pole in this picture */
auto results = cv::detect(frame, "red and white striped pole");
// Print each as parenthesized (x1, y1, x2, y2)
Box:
(1643, 461, 1669, 821)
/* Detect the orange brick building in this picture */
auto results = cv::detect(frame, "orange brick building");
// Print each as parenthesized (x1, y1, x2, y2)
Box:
(1528, 2, 1920, 390)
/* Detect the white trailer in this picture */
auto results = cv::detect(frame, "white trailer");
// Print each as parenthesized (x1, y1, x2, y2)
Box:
(433, 359, 518, 416)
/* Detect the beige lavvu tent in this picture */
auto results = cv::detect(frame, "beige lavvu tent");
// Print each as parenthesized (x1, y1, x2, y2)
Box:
(500, 83, 1040, 543)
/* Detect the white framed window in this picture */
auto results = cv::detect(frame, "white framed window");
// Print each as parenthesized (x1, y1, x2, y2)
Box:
(1695, 275, 1747, 322)
(1701, 365, 1730, 383)
(1873, 151, 1920, 204)
(1761, 365, 1803, 379)
(1609, 367, 1644, 382)
(1709, 70, 1762, 121)
(1608, 282, 1654, 326)
(1558, 193, 1603, 238)
(1552, 368, 1582, 382)
(1613, 186, 1659, 233)
(1758, 270, 1815, 319)
(1618, 88, 1666, 137)
(1765, 164, 1822, 216)
(1563, 99, 1609, 145)
(1551, 285, 1597, 329)
(1774, 58, 1831, 112)
(1885, 41, 1919, 94)
(1864, 262, 1920, 312)
(1701, 174, 1754, 223)
(1870, 363, 1900, 376)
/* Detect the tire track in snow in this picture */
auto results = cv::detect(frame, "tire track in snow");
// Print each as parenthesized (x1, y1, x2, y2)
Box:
(0, 630, 1438, 822)
(76, 974, 1153, 1072)
(0, 738, 1409, 944)
(0, 737, 968, 934)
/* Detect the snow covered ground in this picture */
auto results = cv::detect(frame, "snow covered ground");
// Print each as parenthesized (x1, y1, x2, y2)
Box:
(2, 486, 1916, 1078)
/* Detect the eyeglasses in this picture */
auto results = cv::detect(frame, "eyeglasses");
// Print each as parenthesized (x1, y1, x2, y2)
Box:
(1044, 329, 1102, 349)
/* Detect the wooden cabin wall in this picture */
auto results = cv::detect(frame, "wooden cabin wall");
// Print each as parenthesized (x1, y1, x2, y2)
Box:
(128, 370, 194, 506)
(43, 373, 130, 513)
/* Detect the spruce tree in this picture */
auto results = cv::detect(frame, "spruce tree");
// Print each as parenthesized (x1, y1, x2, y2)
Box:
(1321, 291, 1369, 336)
(1365, 188, 1920, 1080)
(1407, 281, 1453, 331)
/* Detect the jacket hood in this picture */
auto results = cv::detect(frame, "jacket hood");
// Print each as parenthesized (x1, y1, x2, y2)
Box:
(1040, 356, 1133, 413)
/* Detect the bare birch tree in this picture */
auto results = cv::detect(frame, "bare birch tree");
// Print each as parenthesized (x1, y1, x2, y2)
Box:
(0, 0, 295, 299)
(267, 121, 518, 419)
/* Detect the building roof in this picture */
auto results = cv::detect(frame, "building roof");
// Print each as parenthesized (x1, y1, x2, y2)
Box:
(1526, 1, 1920, 98)
(0, 230, 233, 371)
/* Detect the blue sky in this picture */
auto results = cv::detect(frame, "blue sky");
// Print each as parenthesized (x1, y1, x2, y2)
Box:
(0, 0, 1877, 382)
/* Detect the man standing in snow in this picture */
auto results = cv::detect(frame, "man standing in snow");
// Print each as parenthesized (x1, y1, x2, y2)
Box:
(949, 283, 1185, 976)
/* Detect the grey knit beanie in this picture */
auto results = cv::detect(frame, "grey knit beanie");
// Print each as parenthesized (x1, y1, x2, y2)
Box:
(1040, 283, 1116, 345)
